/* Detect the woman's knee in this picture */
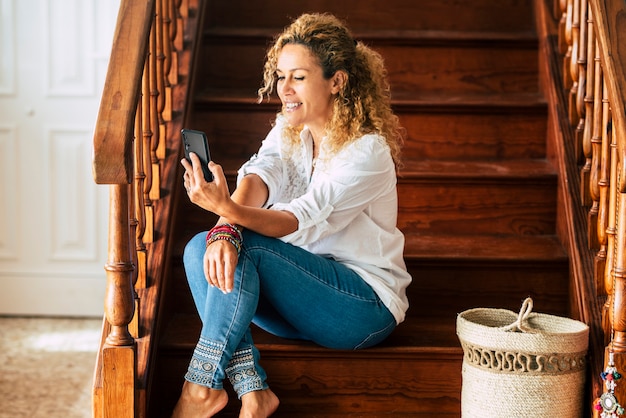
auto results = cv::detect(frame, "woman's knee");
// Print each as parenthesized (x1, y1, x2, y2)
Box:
(183, 231, 207, 268)
(182, 232, 211, 309)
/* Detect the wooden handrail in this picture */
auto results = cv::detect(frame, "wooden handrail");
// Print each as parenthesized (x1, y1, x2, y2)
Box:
(92, 1, 157, 416)
(92, 0, 156, 185)
(91, 0, 199, 416)
(556, 0, 626, 411)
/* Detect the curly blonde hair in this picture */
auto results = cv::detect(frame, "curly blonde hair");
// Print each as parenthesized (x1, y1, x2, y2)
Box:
(258, 13, 404, 167)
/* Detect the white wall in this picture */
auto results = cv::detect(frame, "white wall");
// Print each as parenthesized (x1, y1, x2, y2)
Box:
(0, 0, 120, 316)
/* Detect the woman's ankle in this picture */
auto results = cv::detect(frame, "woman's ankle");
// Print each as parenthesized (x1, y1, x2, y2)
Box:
(172, 382, 229, 418)
(239, 388, 279, 418)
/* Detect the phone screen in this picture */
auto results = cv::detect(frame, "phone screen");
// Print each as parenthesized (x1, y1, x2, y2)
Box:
(181, 129, 213, 182)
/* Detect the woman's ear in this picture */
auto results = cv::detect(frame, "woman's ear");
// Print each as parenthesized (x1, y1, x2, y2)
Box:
(331, 71, 348, 94)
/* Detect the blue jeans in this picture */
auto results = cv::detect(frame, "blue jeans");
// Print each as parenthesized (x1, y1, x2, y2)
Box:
(182, 230, 396, 398)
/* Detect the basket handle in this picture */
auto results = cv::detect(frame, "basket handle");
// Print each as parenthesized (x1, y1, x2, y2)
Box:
(500, 297, 538, 333)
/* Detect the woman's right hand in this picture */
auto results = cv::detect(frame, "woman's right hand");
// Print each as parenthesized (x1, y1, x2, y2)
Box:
(203, 239, 238, 293)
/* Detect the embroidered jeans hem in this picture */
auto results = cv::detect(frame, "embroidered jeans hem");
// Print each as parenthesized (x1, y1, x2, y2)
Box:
(184, 337, 225, 390)
(226, 346, 268, 398)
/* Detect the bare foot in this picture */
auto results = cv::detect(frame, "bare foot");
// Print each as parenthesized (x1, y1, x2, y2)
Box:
(238, 389, 280, 418)
(171, 381, 229, 418)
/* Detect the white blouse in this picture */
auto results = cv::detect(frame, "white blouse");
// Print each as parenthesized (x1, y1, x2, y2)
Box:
(237, 116, 411, 324)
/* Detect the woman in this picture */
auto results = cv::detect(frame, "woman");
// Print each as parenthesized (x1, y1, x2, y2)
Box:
(173, 13, 411, 418)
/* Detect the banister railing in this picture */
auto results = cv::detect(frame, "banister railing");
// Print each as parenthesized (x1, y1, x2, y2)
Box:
(91, 0, 189, 415)
(93, 0, 155, 185)
(557, 0, 626, 411)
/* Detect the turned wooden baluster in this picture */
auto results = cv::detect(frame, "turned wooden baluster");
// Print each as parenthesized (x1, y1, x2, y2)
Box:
(591, 40, 611, 288)
(600, 81, 614, 342)
(148, 17, 161, 203)
(141, 34, 155, 244)
(176, 0, 186, 68)
(558, 0, 569, 54)
(575, 0, 588, 166)
(569, 0, 581, 126)
(136, 60, 151, 287)
(155, 0, 168, 158)
(158, 0, 172, 124)
(164, 0, 182, 87)
(127, 105, 142, 339)
(580, 2, 602, 227)
(563, 0, 574, 89)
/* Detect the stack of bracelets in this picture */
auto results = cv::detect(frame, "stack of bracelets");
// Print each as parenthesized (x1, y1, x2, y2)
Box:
(206, 223, 243, 256)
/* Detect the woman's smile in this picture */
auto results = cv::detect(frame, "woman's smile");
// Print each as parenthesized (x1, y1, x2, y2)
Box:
(284, 102, 302, 112)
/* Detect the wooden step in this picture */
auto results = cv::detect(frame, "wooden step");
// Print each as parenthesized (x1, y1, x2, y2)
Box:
(205, 0, 535, 34)
(159, 314, 460, 354)
(149, 313, 462, 417)
(195, 29, 538, 96)
(404, 233, 569, 319)
(189, 93, 548, 164)
(404, 232, 567, 263)
(398, 159, 557, 236)
(396, 94, 547, 161)
(378, 41, 538, 96)
(170, 159, 559, 244)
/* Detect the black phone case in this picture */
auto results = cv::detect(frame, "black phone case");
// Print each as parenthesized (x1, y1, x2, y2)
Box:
(181, 129, 213, 182)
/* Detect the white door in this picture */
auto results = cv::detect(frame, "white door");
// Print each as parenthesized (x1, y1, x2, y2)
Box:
(0, 0, 120, 316)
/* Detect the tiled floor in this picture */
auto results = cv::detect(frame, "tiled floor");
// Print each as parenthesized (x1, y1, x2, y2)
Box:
(0, 317, 102, 418)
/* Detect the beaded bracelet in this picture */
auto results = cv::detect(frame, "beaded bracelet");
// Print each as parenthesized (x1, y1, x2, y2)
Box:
(209, 223, 243, 242)
(205, 223, 243, 256)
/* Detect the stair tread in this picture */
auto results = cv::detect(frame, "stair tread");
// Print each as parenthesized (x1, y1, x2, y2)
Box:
(195, 89, 546, 109)
(213, 158, 556, 184)
(399, 158, 555, 180)
(404, 233, 567, 262)
(392, 91, 546, 108)
(205, 26, 538, 44)
(160, 313, 462, 354)
(204, 0, 535, 35)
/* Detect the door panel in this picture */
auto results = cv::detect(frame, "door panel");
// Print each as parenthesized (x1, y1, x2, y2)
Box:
(0, 0, 119, 316)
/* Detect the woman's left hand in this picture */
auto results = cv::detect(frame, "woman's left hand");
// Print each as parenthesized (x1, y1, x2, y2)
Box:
(182, 153, 232, 216)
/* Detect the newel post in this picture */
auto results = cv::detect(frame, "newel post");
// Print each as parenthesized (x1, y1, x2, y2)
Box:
(102, 183, 136, 418)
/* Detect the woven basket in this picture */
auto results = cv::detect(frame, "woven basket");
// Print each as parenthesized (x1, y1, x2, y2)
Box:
(456, 298, 589, 417)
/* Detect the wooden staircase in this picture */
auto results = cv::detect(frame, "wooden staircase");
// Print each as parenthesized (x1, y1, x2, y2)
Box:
(143, 1, 572, 416)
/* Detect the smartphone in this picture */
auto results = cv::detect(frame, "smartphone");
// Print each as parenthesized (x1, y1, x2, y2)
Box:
(181, 129, 213, 182)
